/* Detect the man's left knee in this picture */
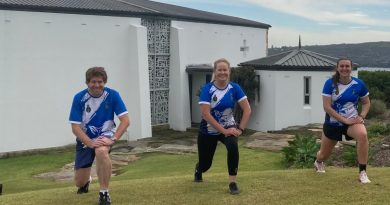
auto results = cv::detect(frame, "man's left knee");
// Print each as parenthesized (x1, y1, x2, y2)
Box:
(95, 146, 110, 158)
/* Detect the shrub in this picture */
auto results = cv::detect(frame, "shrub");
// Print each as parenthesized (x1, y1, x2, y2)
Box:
(367, 122, 390, 138)
(282, 134, 319, 168)
(342, 145, 357, 166)
(366, 99, 387, 119)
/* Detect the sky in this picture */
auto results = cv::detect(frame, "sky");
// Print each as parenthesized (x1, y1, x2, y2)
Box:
(153, 0, 390, 47)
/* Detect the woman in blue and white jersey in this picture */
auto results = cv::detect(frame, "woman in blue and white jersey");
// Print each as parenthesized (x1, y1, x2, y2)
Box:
(314, 58, 371, 184)
(193, 58, 251, 195)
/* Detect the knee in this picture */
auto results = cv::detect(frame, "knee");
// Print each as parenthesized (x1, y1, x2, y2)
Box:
(95, 146, 110, 159)
(225, 137, 238, 149)
(356, 132, 368, 144)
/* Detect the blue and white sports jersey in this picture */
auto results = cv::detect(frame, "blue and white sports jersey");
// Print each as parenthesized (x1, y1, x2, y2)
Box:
(322, 77, 369, 126)
(199, 82, 247, 135)
(69, 87, 128, 139)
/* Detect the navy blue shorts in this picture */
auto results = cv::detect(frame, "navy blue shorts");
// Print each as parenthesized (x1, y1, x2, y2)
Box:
(74, 136, 112, 169)
(323, 124, 353, 141)
(75, 140, 95, 169)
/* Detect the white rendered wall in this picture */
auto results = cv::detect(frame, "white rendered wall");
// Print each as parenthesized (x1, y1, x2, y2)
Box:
(248, 70, 359, 132)
(247, 70, 277, 131)
(0, 10, 151, 153)
(170, 21, 268, 129)
(272, 71, 330, 131)
(169, 26, 191, 131)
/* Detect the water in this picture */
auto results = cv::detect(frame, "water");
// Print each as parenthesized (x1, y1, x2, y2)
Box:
(359, 67, 390, 71)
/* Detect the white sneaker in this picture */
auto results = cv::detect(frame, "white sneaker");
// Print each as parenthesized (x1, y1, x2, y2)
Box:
(359, 171, 371, 184)
(314, 160, 325, 173)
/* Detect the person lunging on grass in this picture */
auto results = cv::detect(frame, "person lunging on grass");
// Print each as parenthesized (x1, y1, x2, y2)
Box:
(194, 58, 251, 194)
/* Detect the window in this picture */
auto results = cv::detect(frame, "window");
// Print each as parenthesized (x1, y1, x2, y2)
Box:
(304, 76, 311, 105)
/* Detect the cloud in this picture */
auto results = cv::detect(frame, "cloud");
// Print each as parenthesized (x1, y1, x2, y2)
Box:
(269, 26, 390, 47)
(242, 0, 390, 27)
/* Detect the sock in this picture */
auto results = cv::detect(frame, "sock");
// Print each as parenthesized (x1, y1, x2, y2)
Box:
(100, 189, 109, 194)
(359, 164, 367, 173)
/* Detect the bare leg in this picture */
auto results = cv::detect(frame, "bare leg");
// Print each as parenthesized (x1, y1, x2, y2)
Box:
(75, 167, 91, 188)
(229, 175, 236, 183)
(347, 124, 369, 164)
(317, 132, 338, 162)
(95, 146, 111, 190)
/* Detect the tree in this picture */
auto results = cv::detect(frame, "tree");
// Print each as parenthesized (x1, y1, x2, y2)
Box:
(230, 66, 259, 123)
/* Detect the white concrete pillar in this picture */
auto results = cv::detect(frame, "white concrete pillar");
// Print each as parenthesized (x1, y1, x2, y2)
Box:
(168, 26, 191, 131)
(127, 23, 152, 139)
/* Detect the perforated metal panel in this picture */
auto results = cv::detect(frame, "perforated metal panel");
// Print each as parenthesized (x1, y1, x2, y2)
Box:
(142, 18, 170, 125)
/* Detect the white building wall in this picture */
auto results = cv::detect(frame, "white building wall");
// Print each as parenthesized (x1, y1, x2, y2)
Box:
(248, 69, 359, 132)
(169, 26, 191, 131)
(247, 70, 276, 131)
(170, 20, 268, 129)
(0, 10, 150, 153)
(273, 71, 334, 131)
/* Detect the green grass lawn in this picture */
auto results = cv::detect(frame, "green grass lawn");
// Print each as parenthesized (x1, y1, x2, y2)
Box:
(1, 139, 389, 205)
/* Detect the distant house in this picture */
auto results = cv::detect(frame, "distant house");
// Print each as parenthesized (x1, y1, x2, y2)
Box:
(240, 47, 358, 131)
(0, 0, 270, 153)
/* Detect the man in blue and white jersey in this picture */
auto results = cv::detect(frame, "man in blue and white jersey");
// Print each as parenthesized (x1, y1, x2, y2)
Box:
(69, 67, 129, 205)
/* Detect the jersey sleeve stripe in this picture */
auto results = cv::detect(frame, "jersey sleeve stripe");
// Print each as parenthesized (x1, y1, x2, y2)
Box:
(321, 93, 331, 97)
(117, 111, 129, 117)
(237, 96, 247, 102)
(69, 121, 81, 124)
(199, 101, 210, 105)
(360, 92, 369, 98)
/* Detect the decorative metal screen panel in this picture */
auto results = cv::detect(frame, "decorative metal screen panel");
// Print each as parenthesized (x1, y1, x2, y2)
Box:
(142, 18, 171, 125)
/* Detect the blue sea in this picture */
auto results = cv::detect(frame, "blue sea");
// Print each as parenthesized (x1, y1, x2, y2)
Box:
(359, 67, 390, 71)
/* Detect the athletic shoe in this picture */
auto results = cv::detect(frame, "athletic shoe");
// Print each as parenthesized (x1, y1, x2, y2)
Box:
(314, 160, 326, 173)
(99, 192, 111, 205)
(194, 163, 203, 182)
(77, 176, 92, 194)
(359, 171, 371, 184)
(229, 182, 240, 195)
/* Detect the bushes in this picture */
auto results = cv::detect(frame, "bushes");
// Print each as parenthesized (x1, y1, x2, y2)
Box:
(366, 99, 387, 119)
(359, 71, 390, 106)
(367, 122, 390, 138)
(282, 134, 319, 168)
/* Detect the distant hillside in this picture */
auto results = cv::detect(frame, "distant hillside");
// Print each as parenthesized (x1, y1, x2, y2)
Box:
(268, 41, 390, 67)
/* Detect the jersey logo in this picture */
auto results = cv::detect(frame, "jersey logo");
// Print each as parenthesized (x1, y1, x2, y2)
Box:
(213, 95, 218, 101)
(86, 104, 91, 113)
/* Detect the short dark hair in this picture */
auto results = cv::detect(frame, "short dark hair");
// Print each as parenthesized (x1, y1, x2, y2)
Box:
(85, 67, 107, 83)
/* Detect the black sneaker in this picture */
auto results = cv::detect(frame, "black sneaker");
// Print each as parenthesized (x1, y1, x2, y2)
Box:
(194, 163, 203, 182)
(77, 177, 91, 194)
(99, 192, 111, 205)
(229, 182, 240, 195)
